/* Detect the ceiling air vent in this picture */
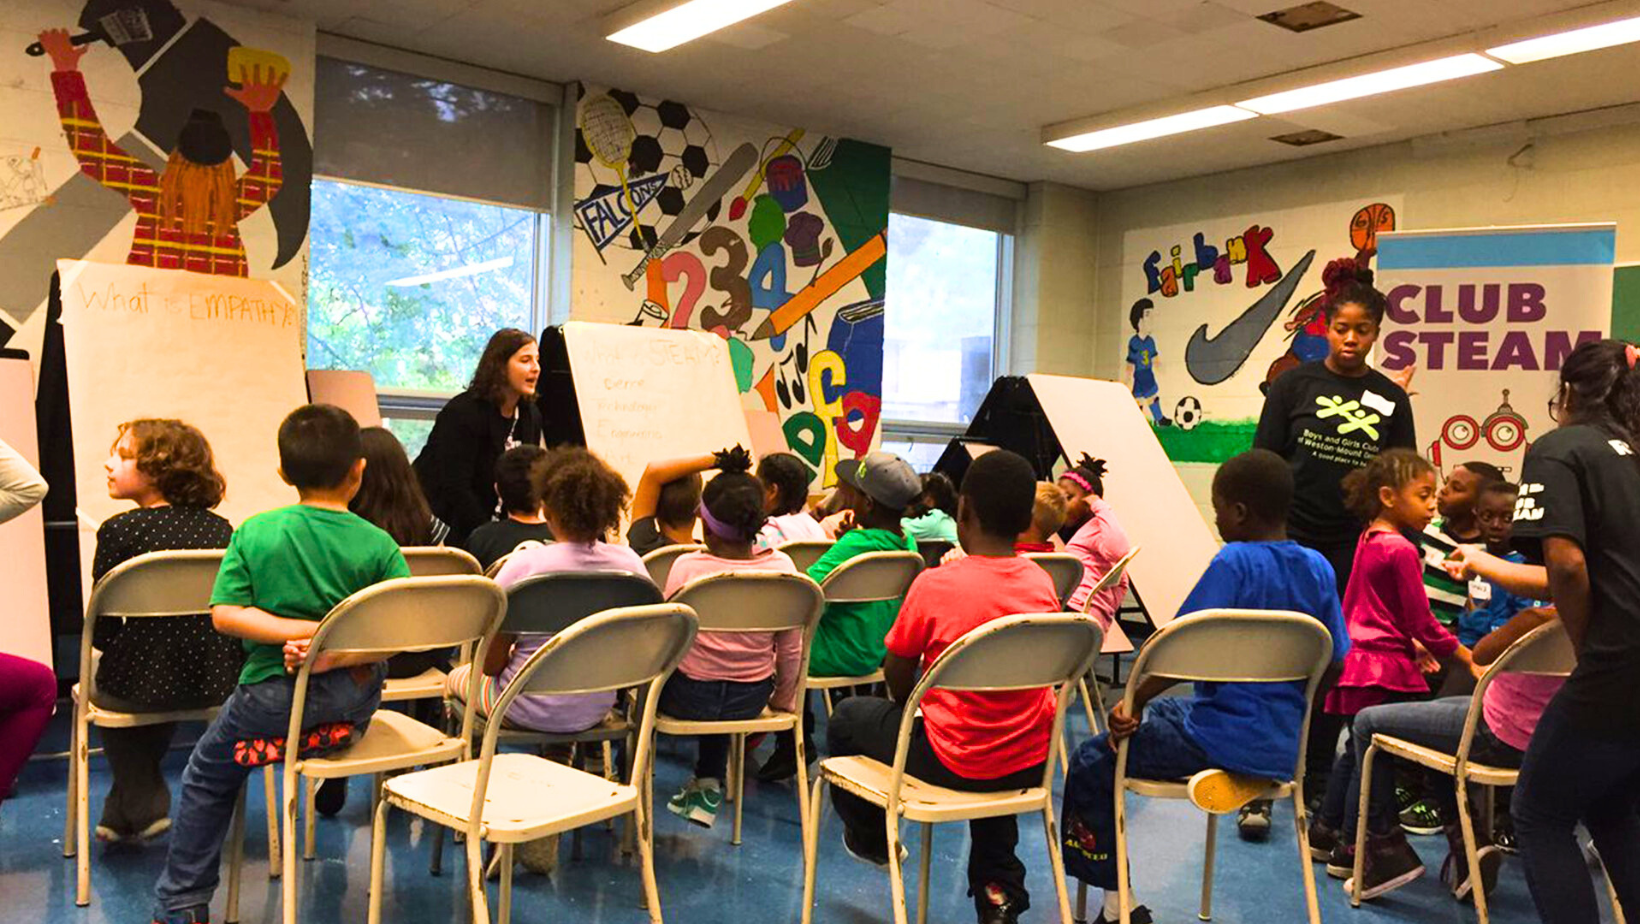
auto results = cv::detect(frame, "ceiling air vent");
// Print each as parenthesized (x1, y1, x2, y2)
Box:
(1270, 129, 1344, 146)
(1258, 2, 1361, 33)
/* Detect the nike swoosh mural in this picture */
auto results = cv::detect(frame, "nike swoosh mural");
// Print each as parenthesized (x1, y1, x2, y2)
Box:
(1184, 249, 1316, 385)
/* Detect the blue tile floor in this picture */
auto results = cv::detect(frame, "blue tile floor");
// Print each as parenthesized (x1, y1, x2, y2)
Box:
(0, 701, 1618, 924)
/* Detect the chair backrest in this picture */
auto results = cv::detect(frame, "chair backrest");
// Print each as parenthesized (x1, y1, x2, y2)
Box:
(79, 549, 226, 702)
(502, 570, 663, 636)
(1127, 609, 1332, 686)
(289, 575, 508, 747)
(1025, 553, 1084, 609)
(641, 543, 707, 589)
(885, 614, 1103, 811)
(1084, 544, 1141, 602)
(402, 546, 482, 576)
(1118, 609, 1333, 787)
(669, 571, 825, 634)
(1455, 619, 1573, 769)
(778, 539, 834, 573)
(469, 604, 698, 827)
(818, 549, 923, 603)
(917, 540, 955, 569)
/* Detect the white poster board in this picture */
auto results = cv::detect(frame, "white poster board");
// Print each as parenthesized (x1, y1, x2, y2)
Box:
(0, 358, 51, 666)
(58, 260, 308, 529)
(1376, 224, 1615, 478)
(1027, 373, 1219, 627)
(562, 321, 753, 499)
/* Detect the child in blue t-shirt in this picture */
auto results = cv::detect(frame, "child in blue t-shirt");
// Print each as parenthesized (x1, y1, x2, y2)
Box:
(1457, 481, 1538, 648)
(1125, 298, 1170, 427)
(1061, 449, 1347, 924)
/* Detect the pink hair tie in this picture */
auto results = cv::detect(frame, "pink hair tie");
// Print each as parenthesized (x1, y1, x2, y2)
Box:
(1062, 471, 1094, 494)
(1628, 342, 1639, 369)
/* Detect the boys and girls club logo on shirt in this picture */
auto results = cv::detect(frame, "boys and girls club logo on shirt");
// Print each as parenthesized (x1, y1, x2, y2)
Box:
(1315, 391, 1395, 441)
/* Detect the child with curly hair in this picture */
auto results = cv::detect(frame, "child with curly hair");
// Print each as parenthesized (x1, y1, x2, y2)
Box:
(92, 419, 240, 843)
(660, 447, 801, 828)
(1309, 449, 1472, 886)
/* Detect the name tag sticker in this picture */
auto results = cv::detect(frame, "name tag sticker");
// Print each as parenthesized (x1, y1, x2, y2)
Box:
(1469, 577, 1492, 603)
(1361, 390, 1396, 416)
(1425, 545, 1447, 568)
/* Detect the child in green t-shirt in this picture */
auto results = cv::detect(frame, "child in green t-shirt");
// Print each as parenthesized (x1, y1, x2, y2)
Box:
(757, 451, 920, 782)
(152, 405, 409, 924)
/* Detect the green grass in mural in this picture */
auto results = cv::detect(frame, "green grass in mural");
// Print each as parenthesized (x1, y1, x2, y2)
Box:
(1154, 419, 1257, 464)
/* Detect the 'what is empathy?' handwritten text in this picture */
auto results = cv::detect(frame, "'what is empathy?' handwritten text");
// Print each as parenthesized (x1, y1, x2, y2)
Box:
(75, 281, 296, 328)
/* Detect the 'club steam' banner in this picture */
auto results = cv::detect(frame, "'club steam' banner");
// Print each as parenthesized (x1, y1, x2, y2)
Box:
(1377, 223, 1615, 478)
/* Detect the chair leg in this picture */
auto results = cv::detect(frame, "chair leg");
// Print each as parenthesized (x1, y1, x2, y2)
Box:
(1292, 791, 1322, 924)
(282, 771, 300, 924)
(430, 823, 446, 876)
(794, 726, 812, 867)
(497, 843, 514, 924)
(265, 766, 282, 879)
(887, 812, 910, 924)
(1200, 809, 1220, 919)
(732, 734, 746, 846)
(368, 798, 390, 924)
(1077, 677, 1099, 736)
(303, 776, 317, 861)
(1351, 745, 1376, 907)
(1043, 802, 1076, 924)
(1058, 732, 1072, 780)
(465, 831, 490, 924)
(1076, 881, 1089, 924)
(62, 714, 77, 859)
(1457, 777, 1491, 924)
(1115, 784, 1131, 924)
(636, 801, 664, 924)
(75, 715, 91, 906)
(225, 784, 248, 923)
(916, 823, 932, 924)
(801, 777, 826, 924)
(822, 690, 833, 718)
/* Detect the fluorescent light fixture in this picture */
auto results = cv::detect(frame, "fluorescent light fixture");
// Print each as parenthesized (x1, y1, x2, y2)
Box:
(1488, 15, 1640, 64)
(385, 256, 514, 287)
(607, 0, 797, 52)
(1237, 53, 1502, 115)
(1046, 105, 1257, 153)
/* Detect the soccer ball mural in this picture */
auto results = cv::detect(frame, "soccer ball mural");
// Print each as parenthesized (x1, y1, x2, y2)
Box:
(1174, 396, 1203, 431)
(574, 88, 721, 250)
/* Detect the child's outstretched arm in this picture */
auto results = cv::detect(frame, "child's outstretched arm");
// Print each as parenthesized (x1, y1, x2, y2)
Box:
(1473, 606, 1556, 669)
(1445, 545, 1549, 598)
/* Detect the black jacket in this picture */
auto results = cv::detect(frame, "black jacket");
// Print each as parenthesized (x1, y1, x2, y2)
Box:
(412, 390, 542, 547)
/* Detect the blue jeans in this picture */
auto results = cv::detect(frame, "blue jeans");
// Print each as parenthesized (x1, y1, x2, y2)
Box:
(1514, 691, 1640, 924)
(1061, 697, 1214, 890)
(658, 672, 774, 782)
(1328, 696, 1521, 838)
(153, 666, 385, 920)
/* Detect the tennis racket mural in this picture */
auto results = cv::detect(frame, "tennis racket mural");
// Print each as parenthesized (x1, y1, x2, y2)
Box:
(572, 85, 890, 489)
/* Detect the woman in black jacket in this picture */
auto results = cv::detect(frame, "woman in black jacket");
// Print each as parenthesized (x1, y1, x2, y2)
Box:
(414, 328, 542, 547)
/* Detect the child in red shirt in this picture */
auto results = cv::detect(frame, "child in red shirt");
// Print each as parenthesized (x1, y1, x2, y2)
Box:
(826, 449, 1061, 924)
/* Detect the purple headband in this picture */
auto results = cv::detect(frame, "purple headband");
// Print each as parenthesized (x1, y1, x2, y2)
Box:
(697, 502, 760, 542)
(1062, 471, 1094, 494)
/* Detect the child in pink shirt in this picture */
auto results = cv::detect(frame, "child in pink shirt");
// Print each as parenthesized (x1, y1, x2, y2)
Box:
(1057, 455, 1132, 626)
(661, 448, 800, 829)
(754, 451, 826, 550)
(1311, 450, 1472, 876)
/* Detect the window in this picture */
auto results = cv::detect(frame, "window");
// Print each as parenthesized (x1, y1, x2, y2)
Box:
(882, 213, 1007, 425)
(305, 54, 560, 413)
(306, 179, 540, 392)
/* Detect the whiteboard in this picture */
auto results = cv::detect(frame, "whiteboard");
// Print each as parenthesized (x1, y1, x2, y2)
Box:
(57, 260, 309, 530)
(1027, 373, 1219, 628)
(562, 321, 753, 500)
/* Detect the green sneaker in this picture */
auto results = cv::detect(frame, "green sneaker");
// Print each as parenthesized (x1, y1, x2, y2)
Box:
(686, 780, 722, 828)
(1400, 798, 1447, 836)
(667, 779, 699, 821)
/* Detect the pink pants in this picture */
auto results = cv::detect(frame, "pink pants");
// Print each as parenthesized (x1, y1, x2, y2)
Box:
(0, 652, 56, 802)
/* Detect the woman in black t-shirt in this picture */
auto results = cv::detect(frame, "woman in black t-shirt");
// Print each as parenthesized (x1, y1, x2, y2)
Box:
(1508, 340, 1640, 924)
(413, 329, 543, 548)
(1254, 257, 1416, 595)
(1251, 257, 1415, 827)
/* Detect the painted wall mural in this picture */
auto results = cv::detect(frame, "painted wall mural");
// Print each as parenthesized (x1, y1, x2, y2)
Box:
(1118, 196, 1403, 463)
(571, 85, 889, 489)
(0, 0, 314, 368)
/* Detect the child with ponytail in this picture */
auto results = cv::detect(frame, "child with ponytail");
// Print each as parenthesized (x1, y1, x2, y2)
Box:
(660, 447, 801, 828)
(1057, 454, 1133, 624)
(1309, 449, 1472, 885)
